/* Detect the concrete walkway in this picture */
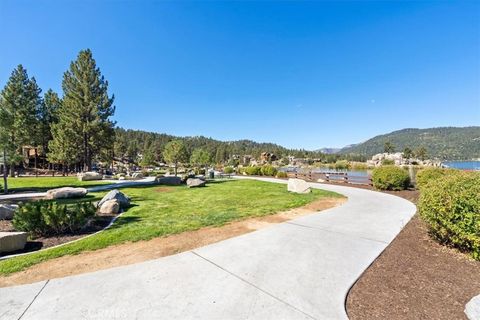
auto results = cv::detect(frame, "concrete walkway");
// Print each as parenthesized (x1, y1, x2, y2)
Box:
(0, 177, 156, 201)
(0, 177, 416, 320)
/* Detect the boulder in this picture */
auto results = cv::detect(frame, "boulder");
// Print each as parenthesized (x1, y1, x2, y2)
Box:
(0, 204, 18, 220)
(118, 176, 126, 180)
(99, 199, 120, 214)
(97, 189, 130, 208)
(46, 187, 88, 200)
(465, 294, 480, 320)
(156, 176, 182, 186)
(317, 178, 325, 183)
(287, 178, 311, 194)
(132, 172, 144, 180)
(187, 178, 206, 188)
(77, 171, 103, 181)
(0, 232, 27, 253)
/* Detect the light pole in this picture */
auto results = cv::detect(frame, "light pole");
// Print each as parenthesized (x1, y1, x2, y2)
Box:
(2, 148, 7, 194)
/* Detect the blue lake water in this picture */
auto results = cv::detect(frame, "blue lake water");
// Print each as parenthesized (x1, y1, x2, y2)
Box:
(442, 161, 480, 171)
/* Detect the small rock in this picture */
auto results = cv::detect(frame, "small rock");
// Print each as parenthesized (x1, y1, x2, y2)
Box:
(465, 294, 480, 320)
(187, 178, 206, 188)
(317, 178, 325, 183)
(0, 232, 27, 253)
(46, 187, 88, 200)
(132, 172, 144, 180)
(97, 189, 130, 208)
(77, 171, 103, 181)
(156, 176, 182, 186)
(0, 204, 18, 220)
(287, 178, 311, 194)
(99, 199, 120, 214)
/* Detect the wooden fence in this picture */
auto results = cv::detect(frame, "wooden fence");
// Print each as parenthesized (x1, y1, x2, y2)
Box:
(287, 170, 372, 186)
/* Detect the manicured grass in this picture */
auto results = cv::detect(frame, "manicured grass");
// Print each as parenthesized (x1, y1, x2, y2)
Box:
(0, 179, 343, 275)
(3, 176, 109, 192)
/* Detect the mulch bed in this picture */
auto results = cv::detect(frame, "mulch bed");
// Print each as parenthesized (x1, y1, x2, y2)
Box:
(0, 212, 116, 257)
(345, 186, 480, 320)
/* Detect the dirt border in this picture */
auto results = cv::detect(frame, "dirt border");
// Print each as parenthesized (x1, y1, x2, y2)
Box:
(0, 197, 345, 287)
(345, 188, 480, 320)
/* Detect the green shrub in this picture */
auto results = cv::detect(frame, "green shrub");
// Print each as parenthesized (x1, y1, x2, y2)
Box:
(224, 166, 234, 174)
(371, 166, 410, 190)
(13, 201, 96, 236)
(416, 167, 456, 189)
(244, 166, 262, 176)
(381, 159, 394, 165)
(418, 172, 480, 260)
(276, 171, 288, 178)
(261, 165, 278, 177)
(334, 160, 350, 170)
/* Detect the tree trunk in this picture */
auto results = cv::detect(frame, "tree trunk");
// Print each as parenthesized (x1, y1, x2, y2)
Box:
(34, 148, 38, 177)
(174, 162, 178, 176)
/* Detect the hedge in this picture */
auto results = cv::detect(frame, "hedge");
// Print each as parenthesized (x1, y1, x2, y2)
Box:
(416, 167, 455, 189)
(371, 166, 410, 191)
(418, 171, 480, 260)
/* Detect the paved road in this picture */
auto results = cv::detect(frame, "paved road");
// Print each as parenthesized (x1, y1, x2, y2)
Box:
(0, 177, 156, 201)
(0, 177, 416, 320)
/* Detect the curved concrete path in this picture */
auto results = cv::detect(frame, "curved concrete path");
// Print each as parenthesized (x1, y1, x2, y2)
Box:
(0, 177, 416, 320)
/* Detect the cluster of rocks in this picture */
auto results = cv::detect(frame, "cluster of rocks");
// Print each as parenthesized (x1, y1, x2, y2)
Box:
(367, 152, 442, 167)
(97, 189, 131, 214)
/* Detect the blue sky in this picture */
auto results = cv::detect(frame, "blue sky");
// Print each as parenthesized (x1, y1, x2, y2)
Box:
(1, 1, 479, 149)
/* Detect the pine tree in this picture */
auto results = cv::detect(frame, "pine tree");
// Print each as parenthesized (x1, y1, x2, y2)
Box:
(0, 65, 41, 177)
(49, 49, 116, 171)
(163, 140, 188, 176)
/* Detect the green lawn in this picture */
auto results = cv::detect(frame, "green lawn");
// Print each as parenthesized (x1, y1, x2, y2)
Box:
(3, 176, 109, 192)
(0, 179, 343, 275)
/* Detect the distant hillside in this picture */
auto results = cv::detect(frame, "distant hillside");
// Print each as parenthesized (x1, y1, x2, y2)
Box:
(339, 127, 480, 160)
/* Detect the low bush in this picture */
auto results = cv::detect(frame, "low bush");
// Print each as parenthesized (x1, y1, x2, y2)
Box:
(334, 160, 350, 170)
(13, 201, 96, 236)
(261, 165, 278, 177)
(416, 167, 456, 189)
(418, 172, 480, 260)
(276, 171, 288, 178)
(224, 166, 234, 174)
(244, 166, 262, 176)
(371, 165, 410, 190)
(381, 159, 394, 165)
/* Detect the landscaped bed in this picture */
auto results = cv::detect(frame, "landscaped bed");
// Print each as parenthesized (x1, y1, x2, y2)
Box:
(0, 179, 343, 279)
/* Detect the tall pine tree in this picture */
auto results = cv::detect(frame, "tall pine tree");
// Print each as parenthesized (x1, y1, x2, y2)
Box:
(0, 65, 41, 177)
(49, 49, 115, 171)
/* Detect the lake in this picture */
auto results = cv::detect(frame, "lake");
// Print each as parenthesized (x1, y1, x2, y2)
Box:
(442, 161, 480, 171)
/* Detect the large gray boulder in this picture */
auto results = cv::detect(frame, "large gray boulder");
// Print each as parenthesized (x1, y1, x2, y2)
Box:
(0, 204, 18, 220)
(287, 178, 311, 194)
(77, 171, 103, 181)
(97, 189, 130, 208)
(46, 187, 88, 200)
(187, 178, 206, 188)
(0, 232, 27, 253)
(465, 294, 480, 320)
(98, 199, 120, 214)
(156, 176, 182, 186)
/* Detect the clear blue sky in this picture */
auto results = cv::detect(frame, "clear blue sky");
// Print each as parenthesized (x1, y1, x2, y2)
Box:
(1, 1, 479, 150)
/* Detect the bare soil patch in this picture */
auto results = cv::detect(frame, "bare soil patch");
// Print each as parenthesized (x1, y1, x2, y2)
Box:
(0, 197, 344, 287)
(346, 188, 480, 320)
